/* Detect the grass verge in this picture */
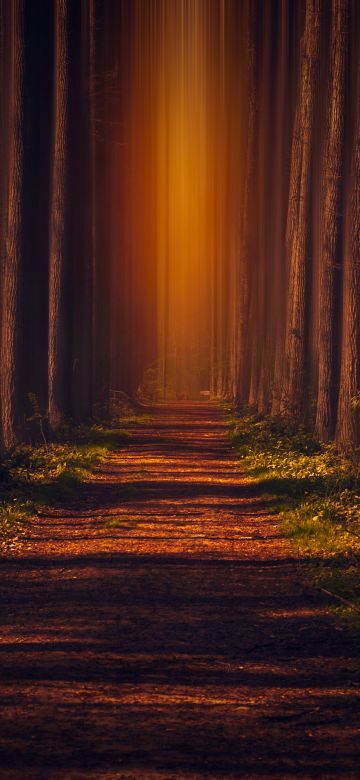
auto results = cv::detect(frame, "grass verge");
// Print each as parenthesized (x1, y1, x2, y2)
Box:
(0, 422, 132, 552)
(227, 409, 360, 630)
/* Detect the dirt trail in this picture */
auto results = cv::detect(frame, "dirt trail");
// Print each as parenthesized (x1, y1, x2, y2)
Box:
(0, 403, 359, 779)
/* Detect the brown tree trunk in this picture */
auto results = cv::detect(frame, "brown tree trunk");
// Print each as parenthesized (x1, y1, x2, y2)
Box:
(236, 0, 257, 405)
(315, 0, 348, 441)
(270, 0, 290, 416)
(48, 0, 68, 429)
(89, 0, 96, 414)
(20, 1, 54, 438)
(0, 0, 24, 451)
(256, 0, 275, 415)
(91, 0, 114, 415)
(0, 0, 8, 430)
(68, 0, 92, 421)
(336, 49, 360, 449)
(281, 0, 320, 419)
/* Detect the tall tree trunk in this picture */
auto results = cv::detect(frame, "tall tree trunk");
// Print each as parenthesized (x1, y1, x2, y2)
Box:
(21, 0, 54, 436)
(48, 0, 68, 429)
(270, 0, 290, 416)
(236, 0, 257, 405)
(281, 0, 320, 419)
(0, 0, 8, 429)
(68, 0, 92, 421)
(0, 0, 24, 451)
(257, 0, 275, 415)
(89, 0, 96, 414)
(315, 0, 348, 441)
(91, 0, 114, 415)
(336, 42, 360, 449)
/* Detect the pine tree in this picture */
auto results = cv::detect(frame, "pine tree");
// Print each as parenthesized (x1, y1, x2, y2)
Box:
(0, 0, 24, 450)
(48, 0, 69, 429)
(316, 0, 348, 441)
(281, 0, 320, 419)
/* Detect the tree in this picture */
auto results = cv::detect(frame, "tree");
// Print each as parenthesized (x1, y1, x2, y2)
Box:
(68, 0, 93, 421)
(336, 33, 360, 449)
(0, 0, 24, 450)
(281, 0, 320, 419)
(315, 0, 348, 441)
(235, 0, 257, 406)
(21, 0, 54, 433)
(270, 0, 293, 416)
(48, 0, 68, 429)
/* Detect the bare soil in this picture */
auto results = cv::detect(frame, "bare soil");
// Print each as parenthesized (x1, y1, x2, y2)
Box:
(0, 403, 359, 779)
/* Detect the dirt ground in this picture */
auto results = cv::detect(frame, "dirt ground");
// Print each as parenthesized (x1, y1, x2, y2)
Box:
(0, 403, 359, 779)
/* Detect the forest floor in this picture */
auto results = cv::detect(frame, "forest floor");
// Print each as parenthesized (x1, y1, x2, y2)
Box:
(0, 403, 359, 779)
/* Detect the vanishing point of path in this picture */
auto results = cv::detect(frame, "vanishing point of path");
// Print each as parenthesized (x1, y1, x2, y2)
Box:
(0, 404, 359, 779)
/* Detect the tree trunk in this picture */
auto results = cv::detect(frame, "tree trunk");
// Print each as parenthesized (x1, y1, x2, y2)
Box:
(0, 0, 24, 451)
(48, 0, 68, 429)
(256, 0, 275, 415)
(336, 46, 360, 449)
(281, 0, 320, 420)
(270, 0, 290, 416)
(236, 0, 257, 405)
(0, 0, 8, 435)
(315, 0, 348, 441)
(21, 0, 54, 437)
(68, 0, 92, 421)
(89, 0, 96, 414)
(91, 0, 114, 415)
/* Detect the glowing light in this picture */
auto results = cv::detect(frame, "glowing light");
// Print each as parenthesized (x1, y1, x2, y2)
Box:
(113, 1, 245, 399)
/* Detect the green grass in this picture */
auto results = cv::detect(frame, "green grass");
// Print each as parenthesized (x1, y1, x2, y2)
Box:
(228, 410, 360, 627)
(0, 423, 131, 551)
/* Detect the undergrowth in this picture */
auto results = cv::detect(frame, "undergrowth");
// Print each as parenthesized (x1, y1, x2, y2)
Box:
(228, 410, 360, 629)
(0, 423, 131, 552)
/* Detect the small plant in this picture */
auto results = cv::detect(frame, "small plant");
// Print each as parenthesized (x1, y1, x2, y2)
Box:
(137, 366, 164, 401)
(26, 393, 48, 448)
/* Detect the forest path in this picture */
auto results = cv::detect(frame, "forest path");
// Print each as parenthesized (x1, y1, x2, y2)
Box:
(0, 403, 359, 779)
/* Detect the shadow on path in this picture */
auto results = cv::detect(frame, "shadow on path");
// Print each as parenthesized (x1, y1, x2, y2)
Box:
(0, 404, 359, 778)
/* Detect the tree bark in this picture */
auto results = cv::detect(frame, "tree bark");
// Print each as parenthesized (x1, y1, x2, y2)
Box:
(91, 0, 114, 415)
(315, 0, 348, 441)
(281, 0, 320, 419)
(89, 0, 96, 414)
(68, 0, 93, 421)
(48, 0, 68, 429)
(0, 0, 24, 451)
(336, 47, 360, 449)
(236, 0, 257, 405)
(270, 0, 290, 416)
(256, 0, 275, 415)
